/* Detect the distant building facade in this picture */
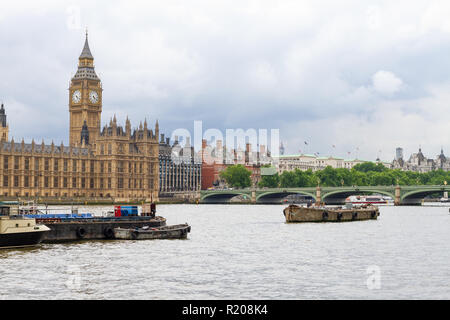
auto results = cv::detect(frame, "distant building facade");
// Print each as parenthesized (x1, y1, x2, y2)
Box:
(274, 154, 386, 173)
(395, 147, 403, 161)
(200, 139, 270, 189)
(392, 147, 450, 172)
(159, 135, 201, 193)
(0, 34, 159, 201)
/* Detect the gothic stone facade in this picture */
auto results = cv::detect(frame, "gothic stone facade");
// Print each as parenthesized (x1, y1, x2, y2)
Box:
(392, 148, 450, 173)
(0, 34, 159, 202)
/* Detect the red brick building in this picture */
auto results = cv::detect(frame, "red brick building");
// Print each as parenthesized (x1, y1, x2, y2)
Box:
(200, 139, 264, 190)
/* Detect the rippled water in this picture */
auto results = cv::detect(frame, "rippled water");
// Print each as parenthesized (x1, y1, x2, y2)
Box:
(1, 204, 449, 300)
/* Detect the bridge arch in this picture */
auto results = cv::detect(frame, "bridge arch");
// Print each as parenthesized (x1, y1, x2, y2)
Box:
(401, 187, 448, 203)
(256, 190, 316, 203)
(322, 188, 395, 205)
(201, 191, 250, 203)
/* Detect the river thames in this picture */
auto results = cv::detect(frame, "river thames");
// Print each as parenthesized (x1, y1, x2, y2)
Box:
(1, 204, 449, 300)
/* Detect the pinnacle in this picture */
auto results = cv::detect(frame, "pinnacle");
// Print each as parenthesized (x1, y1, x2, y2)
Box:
(79, 32, 94, 59)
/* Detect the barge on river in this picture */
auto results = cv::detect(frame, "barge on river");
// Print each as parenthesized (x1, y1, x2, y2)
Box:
(18, 202, 165, 243)
(283, 203, 379, 223)
(114, 223, 191, 240)
(40, 216, 166, 242)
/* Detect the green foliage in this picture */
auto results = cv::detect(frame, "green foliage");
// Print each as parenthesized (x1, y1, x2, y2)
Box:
(221, 163, 450, 189)
(220, 164, 252, 188)
(277, 165, 450, 187)
(259, 172, 280, 188)
(278, 169, 313, 187)
(352, 162, 387, 173)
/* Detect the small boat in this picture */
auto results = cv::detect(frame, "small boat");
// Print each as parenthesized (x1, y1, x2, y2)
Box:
(0, 204, 50, 249)
(114, 223, 191, 240)
(283, 203, 379, 223)
(345, 195, 392, 205)
(440, 197, 450, 203)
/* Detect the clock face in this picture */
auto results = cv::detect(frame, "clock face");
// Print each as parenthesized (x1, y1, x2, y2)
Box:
(72, 90, 81, 103)
(89, 90, 99, 103)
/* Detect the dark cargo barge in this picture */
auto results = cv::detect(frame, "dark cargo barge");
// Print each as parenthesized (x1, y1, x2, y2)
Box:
(40, 216, 166, 243)
(114, 223, 191, 240)
(14, 202, 166, 243)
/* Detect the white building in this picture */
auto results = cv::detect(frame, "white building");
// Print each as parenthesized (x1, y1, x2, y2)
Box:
(274, 154, 385, 173)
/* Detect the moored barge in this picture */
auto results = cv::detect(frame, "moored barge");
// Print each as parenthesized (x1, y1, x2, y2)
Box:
(114, 223, 191, 240)
(19, 202, 165, 242)
(283, 203, 380, 223)
(40, 216, 166, 242)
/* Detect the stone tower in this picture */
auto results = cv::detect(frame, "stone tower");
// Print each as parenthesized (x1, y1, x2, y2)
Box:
(0, 103, 8, 142)
(69, 31, 103, 146)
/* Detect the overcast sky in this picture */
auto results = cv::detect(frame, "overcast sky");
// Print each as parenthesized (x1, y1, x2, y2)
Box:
(1, 0, 450, 161)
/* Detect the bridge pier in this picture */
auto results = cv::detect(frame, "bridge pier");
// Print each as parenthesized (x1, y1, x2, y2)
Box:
(251, 190, 256, 204)
(395, 185, 401, 206)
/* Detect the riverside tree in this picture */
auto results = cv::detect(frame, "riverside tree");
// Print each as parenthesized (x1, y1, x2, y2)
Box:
(274, 165, 450, 188)
(220, 164, 252, 188)
(258, 165, 280, 188)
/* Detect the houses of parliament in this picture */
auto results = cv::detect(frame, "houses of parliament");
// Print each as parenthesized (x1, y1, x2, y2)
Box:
(0, 34, 160, 202)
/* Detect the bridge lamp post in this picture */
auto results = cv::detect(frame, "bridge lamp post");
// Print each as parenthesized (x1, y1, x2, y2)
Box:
(341, 179, 344, 187)
(445, 181, 448, 199)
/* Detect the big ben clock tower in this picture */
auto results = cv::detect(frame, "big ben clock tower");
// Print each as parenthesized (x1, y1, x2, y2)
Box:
(69, 31, 102, 147)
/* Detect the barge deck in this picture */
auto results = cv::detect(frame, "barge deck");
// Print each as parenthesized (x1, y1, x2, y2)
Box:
(40, 216, 166, 242)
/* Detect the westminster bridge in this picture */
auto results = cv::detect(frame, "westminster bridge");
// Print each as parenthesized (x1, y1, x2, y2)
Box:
(200, 185, 450, 205)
